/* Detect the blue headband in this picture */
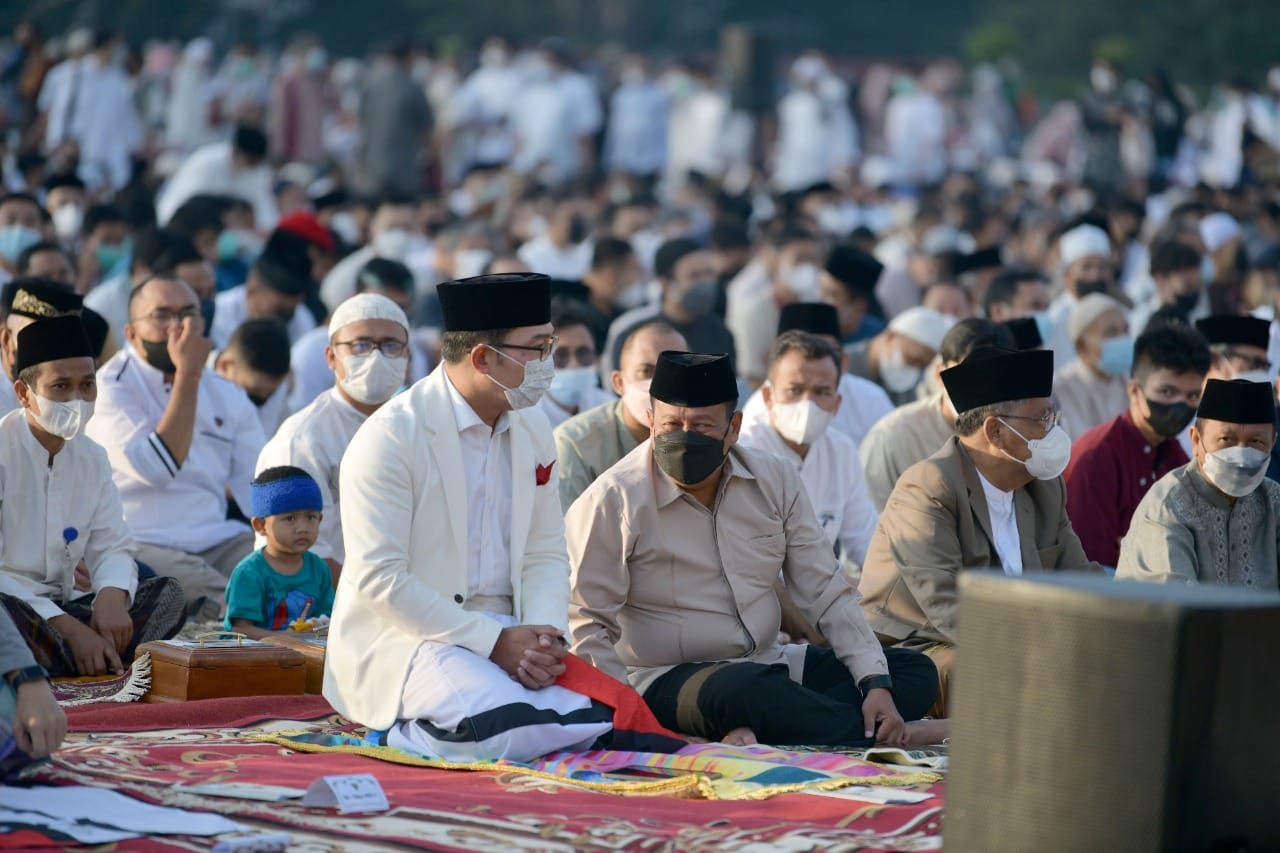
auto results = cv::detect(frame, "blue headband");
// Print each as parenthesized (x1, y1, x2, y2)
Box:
(250, 476, 323, 519)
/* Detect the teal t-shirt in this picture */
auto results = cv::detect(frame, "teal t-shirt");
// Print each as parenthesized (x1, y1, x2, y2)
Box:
(223, 549, 335, 631)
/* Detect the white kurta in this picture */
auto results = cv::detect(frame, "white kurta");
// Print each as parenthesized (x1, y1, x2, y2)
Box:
(739, 374, 893, 449)
(256, 387, 366, 563)
(0, 410, 138, 620)
(70, 59, 142, 192)
(156, 141, 278, 228)
(85, 349, 264, 553)
(737, 409, 879, 566)
(773, 89, 833, 192)
(210, 284, 317, 349)
(1054, 359, 1129, 442)
(977, 471, 1022, 576)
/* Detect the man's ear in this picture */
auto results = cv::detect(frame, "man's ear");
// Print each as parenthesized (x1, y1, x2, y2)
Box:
(13, 378, 31, 410)
(610, 370, 625, 397)
(760, 382, 773, 408)
(470, 344, 492, 376)
(324, 344, 337, 373)
(983, 414, 1003, 448)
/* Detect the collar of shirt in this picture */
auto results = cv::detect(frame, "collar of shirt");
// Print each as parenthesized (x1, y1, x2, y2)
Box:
(976, 469, 1014, 518)
(443, 366, 509, 438)
(651, 443, 756, 509)
(1187, 458, 1238, 510)
(125, 346, 178, 400)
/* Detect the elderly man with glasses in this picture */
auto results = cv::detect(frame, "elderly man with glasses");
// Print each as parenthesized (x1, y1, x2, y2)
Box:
(256, 293, 411, 584)
(859, 347, 1100, 715)
(86, 276, 266, 618)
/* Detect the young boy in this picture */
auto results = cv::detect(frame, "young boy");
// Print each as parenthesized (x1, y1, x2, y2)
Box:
(224, 466, 334, 639)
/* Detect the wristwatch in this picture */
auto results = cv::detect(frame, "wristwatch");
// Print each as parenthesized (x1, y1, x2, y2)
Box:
(3, 664, 48, 689)
(859, 674, 893, 695)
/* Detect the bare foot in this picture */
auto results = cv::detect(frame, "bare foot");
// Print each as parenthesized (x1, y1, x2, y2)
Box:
(897, 719, 950, 749)
(721, 727, 758, 746)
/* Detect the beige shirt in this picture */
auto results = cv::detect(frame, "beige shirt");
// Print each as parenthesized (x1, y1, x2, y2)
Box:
(1054, 359, 1128, 441)
(859, 393, 954, 512)
(567, 441, 889, 695)
(553, 399, 640, 513)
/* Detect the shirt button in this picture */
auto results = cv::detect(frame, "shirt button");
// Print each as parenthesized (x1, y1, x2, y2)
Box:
(453, 594, 464, 604)
(1139, 477, 1147, 486)
(1143, 445, 1151, 454)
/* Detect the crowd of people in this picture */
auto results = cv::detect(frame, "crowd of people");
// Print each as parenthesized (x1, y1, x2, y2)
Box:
(3, 22, 1280, 769)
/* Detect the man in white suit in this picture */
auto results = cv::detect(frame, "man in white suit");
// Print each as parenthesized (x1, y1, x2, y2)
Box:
(325, 273, 613, 761)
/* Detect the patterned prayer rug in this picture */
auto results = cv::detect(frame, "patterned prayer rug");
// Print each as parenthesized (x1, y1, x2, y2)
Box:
(49, 653, 152, 707)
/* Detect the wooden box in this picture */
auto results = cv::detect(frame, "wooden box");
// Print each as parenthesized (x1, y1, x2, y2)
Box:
(260, 633, 327, 694)
(138, 634, 307, 703)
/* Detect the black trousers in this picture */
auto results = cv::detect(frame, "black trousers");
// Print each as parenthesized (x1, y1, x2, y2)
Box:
(643, 645, 938, 747)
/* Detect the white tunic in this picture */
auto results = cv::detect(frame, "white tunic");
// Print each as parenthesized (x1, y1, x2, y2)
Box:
(739, 374, 893, 449)
(85, 349, 264, 553)
(977, 471, 1023, 577)
(210, 284, 317, 349)
(256, 387, 366, 563)
(737, 409, 879, 566)
(0, 409, 137, 620)
(156, 141, 278, 228)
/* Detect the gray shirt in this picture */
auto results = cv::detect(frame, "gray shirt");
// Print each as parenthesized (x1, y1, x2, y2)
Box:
(859, 393, 955, 512)
(554, 400, 640, 513)
(1117, 460, 1280, 590)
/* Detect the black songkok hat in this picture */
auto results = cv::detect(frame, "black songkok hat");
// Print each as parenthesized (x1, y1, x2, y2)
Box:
(950, 246, 1004, 277)
(14, 315, 94, 375)
(941, 347, 1055, 414)
(252, 229, 313, 296)
(1002, 318, 1044, 351)
(1194, 315, 1271, 351)
(824, 244, 883, 295)
(437, 273, 551, 332)
(80, 307, 109, 359)
(1, 276, 82, 320)
(650, 351, 737, 408)
(778, 302, 840, 339)
(1195, 379, 1277, 425)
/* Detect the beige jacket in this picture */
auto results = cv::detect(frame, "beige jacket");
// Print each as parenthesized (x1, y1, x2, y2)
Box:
(567, 441, 888, 694)
(859, 436, 1098, 649)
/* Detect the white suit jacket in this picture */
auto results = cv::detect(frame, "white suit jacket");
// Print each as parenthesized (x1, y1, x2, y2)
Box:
(323, 365, 571, 729)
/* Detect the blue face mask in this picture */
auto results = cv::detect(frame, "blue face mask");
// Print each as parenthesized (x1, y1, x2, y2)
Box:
(95, 238, 131, 274)
(1032, 311, 1053, 347)
(0, 225, 41, 263)
(1098, 335, 1135, 377)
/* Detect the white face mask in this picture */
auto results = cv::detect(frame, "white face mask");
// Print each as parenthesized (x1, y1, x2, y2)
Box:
(621, 377, 652, 425)
(52, 204, 84, 241)
(880, 344, 923, 394)
(30, 394, 93, 440)
(487, 347, 554, 409)
(771, 397, 834, 446)
(454, 248, 493, 279)
(373, 228, 412, 260)
(998, 420, 1072, 480)
(548, 365, 598, 409)
(340, 351, 407, 405)
(330, 212, 360, 245)
(1200, 445, 1271, 498)
(784, 262, 821, 301)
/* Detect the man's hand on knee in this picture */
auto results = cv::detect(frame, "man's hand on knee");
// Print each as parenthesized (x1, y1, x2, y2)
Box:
(490, 625, 568, 690)
(862, 687, 906, 746)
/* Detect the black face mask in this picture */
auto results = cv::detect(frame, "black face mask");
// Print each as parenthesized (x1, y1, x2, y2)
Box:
(652, 425, 729, 485)
(1076, 278, 1109, 298)
(200, 298, 216, 335)
(246, 391, 270, 408)
(275, 308, 296, 324)
(1171, 291, 1200, 315)
(140, 338, 176, 374)
(1145, 398, 1196, 438)
(567, 215, 589, 244)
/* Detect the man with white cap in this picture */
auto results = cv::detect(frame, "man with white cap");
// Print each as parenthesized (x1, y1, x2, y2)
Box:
(1054, 292, 1132, 440)
(256, 293, 411, 581)
(845, 305, 954, 406)
(1045, 223, 1116, 365)
(1199, 211, 1243, 312)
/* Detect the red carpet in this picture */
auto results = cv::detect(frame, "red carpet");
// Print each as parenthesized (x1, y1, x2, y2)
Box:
(29, 696, 944, 851)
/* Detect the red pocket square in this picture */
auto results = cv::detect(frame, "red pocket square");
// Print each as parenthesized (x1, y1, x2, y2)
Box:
(536, 461, 555, 486)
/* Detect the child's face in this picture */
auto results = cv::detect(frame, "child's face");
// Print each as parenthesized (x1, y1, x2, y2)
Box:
(259, 510, 321, 555)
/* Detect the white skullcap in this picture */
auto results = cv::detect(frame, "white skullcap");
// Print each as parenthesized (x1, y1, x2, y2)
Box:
(1199, 212, 1241, 253)
(889, 306, 955, 352)
(328, 293, 409, 338)
(1058, 224, 1111, 269)
(1069, 293, 1126, 342)
(791, 56, 826, 84)
(921, 224, 964, 256)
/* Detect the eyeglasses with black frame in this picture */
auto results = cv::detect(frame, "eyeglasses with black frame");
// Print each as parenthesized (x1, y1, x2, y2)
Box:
(133, 307, 201, 329)
(495, 335, 558, 361)
(553, 345, 598, 369)
(332, 337, 409, 358)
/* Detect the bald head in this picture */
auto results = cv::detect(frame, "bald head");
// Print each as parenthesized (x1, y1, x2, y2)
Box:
(614, 321, 688, 391)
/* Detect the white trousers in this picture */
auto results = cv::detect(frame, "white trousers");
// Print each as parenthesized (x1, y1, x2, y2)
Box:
(388, 613, 613, 763)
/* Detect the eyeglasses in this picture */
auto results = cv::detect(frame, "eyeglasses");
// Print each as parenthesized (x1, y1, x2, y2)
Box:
(496, 335, 558, 361)
(132, 307, 200, 329)
(553, 345, 597, 369)
(1002, 409, 1060, 430)
(1224, 349, 1271, 372)
(332, 337, 408, 358)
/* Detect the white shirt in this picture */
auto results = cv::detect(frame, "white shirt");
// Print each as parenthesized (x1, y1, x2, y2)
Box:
(85, 348, 265, 553)
(209, 284, 317, 349)
(604, 82, 669, 176)
(0, 410, 137, 620)
(156, 141, 278, 228)
(444, 369, 513, 599)
(1045, 290, 1079, 369)
(70, 57, 142, 192)
(977, 471, 1022, 577)
(0, 377, 19, 420)
(517, 235, 592, 281)
(736, 411, 879, 566)
(83, 271, 132, 349)
(256, 387, 367, 563)
(740, 374, 893, 449)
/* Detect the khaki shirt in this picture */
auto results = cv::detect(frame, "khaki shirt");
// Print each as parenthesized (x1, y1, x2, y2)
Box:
(859, 393, 954, 512)
(567, 441, 889, 694)
(554, 399, 639, 513)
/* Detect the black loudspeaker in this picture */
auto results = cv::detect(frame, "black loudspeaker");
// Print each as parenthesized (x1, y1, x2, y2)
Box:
(718, 25, 774, 116)
(946, 572, 1280, 853)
